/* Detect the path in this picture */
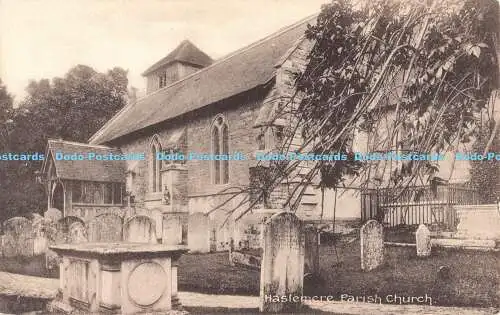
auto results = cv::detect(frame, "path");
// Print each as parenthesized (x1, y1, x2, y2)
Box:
(0, 272, 497, 315)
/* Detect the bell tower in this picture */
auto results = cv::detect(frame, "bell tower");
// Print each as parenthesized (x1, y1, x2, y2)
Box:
(143, 40, 213, 94)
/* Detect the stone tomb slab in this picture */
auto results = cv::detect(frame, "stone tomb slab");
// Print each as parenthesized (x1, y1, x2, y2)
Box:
(49, 243, 188, 314)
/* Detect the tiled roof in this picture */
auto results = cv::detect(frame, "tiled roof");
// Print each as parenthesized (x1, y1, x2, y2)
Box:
(44, 140, 126, 182)
(142, 40, 213, 76)
(89, 15, 316, 145)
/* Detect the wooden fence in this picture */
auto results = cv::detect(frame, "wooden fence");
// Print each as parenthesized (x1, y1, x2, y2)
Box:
(361, 184, 481, 230)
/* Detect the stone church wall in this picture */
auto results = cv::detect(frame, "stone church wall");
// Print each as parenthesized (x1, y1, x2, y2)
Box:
(186, 96, 263, 196)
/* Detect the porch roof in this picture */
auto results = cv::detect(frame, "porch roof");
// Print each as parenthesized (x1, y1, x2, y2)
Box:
(42, 139, 126, 183)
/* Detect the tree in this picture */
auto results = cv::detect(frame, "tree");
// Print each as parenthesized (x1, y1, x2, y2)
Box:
(0, 78, 14, 149)
(0, 65, 128, 219)
(11, 65, 128, 151)
(470, 110, 500, 202)
(295, 0, 497, 187)
(224, 0, 499, 221)
(0, 79, 17, 220)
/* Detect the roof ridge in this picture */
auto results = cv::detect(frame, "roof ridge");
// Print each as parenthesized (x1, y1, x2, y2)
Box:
(89, 13, 318, 144)
(132, 13, 318, 103)
(48, 139, 118, 150)
(142, 39, 213, 76)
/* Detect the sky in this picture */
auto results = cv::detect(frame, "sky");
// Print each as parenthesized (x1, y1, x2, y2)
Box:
(0, 0, 328, 103)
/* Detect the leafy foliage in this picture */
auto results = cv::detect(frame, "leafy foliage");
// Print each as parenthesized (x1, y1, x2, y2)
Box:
(469, 122, 500, 202)
(0, 78, 14, 150)
(0, 65, 128, 220)
(243, 0, 499, 216)
(295, 0, 498, 189)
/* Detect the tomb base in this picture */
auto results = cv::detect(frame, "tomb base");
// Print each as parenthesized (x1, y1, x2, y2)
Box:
(49, 243, 187, 314)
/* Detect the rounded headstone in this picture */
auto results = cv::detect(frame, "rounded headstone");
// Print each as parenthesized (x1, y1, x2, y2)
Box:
(416, 224, 431, 257)
(44, 208, 62, 222)
(123, 215, 156, 243)
(68, 222, 88, 243)
(437, 265, 450, 280)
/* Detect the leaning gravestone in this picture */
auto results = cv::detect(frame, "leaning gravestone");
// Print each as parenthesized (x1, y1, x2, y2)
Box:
(416, 224, 431, 257)
(260, 211, 304, 313)
(123, 215, 156, 243)
(360, 220, 384, 271)
(88, 213, 123, 242)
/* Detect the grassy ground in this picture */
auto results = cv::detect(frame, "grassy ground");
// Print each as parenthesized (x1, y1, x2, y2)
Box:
(178, 240, 500, 308)
(0, 239, 497, 308)
(318, 241, 499, 308)
(178, 252, 260, 295)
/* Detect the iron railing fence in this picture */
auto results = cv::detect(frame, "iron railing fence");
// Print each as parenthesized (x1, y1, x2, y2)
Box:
(361, 184, 481, 230)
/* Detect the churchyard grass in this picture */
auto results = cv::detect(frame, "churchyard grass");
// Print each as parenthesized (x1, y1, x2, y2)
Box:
(178, 238, 499, 308)
(0, 237, 496, 308)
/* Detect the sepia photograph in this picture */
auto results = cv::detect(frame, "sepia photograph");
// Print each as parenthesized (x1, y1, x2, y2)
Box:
(0, 0, 499, 314)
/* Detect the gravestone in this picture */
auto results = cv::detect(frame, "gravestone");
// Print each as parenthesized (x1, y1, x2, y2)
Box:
(68, 222, 88, 243)
(360, 220, 384, 271)
(188, 213, 210, 253)
(163, 213, 187, 245)
(123, 215, 156, 243)
(437, 265, 451, 280)
(88, 213, 123, 242)
(56, 216, 85, 244)
(44, 208, 63, 222)
(32, 213, 44, 223)
(32, 215, 48, 255)
(304, 225, 320, 276)
(2, 217, 34, 257)
(416, 224, 431, 257)
(45, 217, 83, 270)
(260, 211, 304, 313)
(150, 209, 163, 240)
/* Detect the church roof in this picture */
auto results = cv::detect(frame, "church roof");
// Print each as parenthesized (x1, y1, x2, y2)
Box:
(89, 14, 316, 145)
(42, 139, 126, 182)
(142, 40, 213, 76)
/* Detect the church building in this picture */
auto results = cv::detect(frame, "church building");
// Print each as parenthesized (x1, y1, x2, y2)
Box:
(41, 10, 494, 251)
(41, 15, 333, 252)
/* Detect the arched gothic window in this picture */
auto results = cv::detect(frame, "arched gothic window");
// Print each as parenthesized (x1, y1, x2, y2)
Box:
(211, 115, 229, 184)
(149, 135, 162, 192)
